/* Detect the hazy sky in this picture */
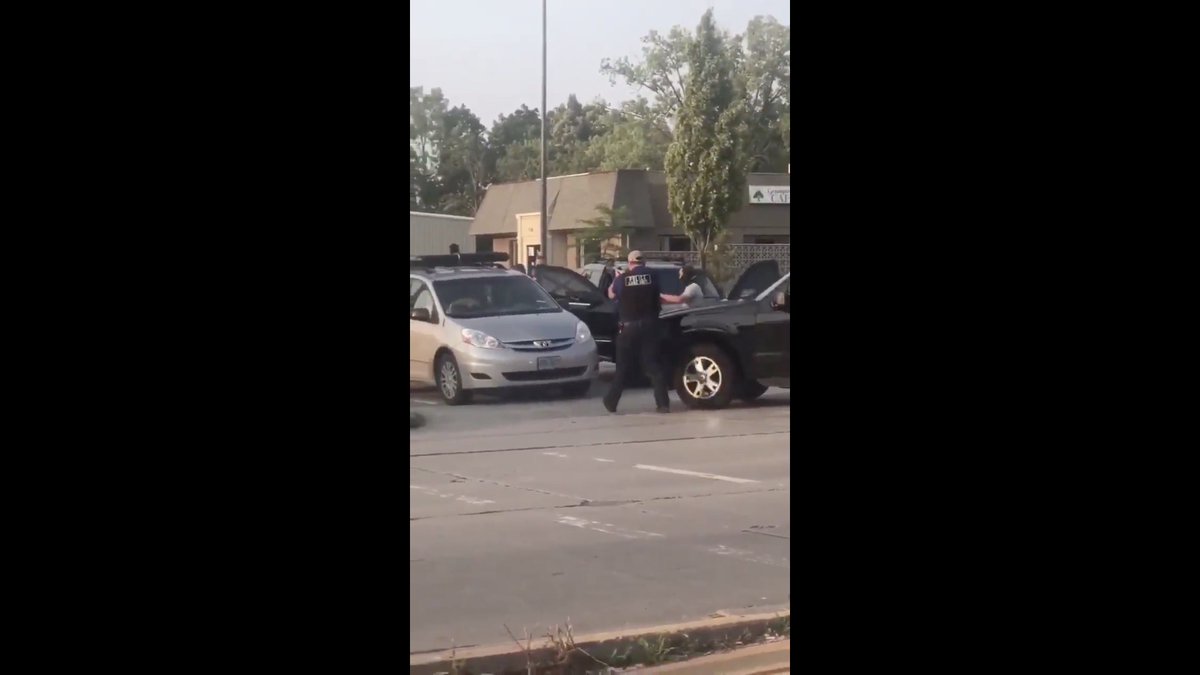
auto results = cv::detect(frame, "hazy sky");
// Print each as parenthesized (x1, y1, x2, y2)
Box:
(410, 0, 790, 127)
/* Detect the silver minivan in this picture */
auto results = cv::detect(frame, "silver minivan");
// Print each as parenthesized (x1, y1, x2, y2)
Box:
(409, 265, 599, 404)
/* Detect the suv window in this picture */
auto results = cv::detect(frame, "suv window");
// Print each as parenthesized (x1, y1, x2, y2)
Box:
(648, 268, 720, 298)
(539, 269, 604, 301)
(649, 268, 683, 294)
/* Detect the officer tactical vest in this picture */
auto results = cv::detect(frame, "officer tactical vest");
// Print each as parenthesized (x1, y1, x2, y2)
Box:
(618, 266, 660, 321)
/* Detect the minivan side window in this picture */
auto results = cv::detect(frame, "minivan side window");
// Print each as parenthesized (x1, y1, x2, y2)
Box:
(410, 280, 438, 322)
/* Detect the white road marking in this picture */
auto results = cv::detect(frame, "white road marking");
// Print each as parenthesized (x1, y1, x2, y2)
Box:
(541, 451, 569, 458)
(409, 485, 496, 505)
(593, 458, 615, 462)
(555, 515, 664, 540)
(411, 399, 439, 406)
(633, 464, 759, 484)
(706, 544, 789, 568)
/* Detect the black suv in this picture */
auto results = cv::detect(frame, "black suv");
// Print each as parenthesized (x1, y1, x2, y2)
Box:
(534, 260, 790, 409)
(576, 260, 723, 300)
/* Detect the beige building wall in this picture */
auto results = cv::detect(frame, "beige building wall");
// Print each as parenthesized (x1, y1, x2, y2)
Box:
(491, 237, 517, 266)
(410, 212, 474, 255)
(550, 232, 569, 267)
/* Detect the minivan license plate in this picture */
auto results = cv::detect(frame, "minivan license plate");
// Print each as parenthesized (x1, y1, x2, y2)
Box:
(537, 356, 561, 370)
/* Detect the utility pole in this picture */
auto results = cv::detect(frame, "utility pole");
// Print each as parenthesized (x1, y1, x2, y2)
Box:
(539, 0, 549, 265)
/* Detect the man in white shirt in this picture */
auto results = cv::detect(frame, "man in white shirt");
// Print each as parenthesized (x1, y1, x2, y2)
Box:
(660, 265, 704, 309)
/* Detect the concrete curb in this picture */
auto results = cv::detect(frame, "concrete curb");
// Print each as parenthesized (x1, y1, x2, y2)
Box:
(409, 609, 789, 675)
(410, 412, 425, 428)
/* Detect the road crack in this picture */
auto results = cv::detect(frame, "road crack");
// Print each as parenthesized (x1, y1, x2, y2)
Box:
(409, 430, 789, 457)
(408, 481, 788, 521)
(410, 466, 591, 502)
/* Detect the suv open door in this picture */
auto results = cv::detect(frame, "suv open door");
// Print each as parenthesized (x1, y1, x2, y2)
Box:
(532, 266, 617, 360)
(725, 260, 782, 301)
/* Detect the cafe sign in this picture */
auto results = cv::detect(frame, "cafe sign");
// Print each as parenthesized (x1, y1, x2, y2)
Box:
(748, 185, 790, 204)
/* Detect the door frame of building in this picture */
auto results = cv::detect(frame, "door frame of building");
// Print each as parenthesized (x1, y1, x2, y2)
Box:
(515, 212, 542, 268)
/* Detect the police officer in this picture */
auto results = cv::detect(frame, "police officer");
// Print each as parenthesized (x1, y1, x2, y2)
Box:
(603, 250, 670, 414)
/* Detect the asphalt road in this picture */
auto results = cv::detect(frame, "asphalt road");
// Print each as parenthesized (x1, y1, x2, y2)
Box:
(409, 366, 791, 655)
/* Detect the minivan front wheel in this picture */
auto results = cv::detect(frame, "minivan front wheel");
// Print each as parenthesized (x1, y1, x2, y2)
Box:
(675, 344, 736, 409)
(436, 353, 472, 405)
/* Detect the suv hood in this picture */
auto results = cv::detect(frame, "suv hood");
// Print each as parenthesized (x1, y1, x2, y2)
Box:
(453, 311, 579, 342)
(660, 300, 751, 319)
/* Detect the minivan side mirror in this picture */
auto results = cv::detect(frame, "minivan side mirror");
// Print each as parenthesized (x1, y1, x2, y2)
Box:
(410, 307, 431, 322)
(772, 291, 789, 313)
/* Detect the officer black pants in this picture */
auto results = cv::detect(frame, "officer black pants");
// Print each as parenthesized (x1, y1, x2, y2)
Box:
(604, 318, 670, 411)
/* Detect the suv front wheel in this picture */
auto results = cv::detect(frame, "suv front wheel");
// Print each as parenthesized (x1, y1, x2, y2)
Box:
(674, 343, 737, 409)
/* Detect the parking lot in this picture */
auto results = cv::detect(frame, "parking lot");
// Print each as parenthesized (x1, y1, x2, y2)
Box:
(410, 363, 791, 654)
(411, 362, 788, 424)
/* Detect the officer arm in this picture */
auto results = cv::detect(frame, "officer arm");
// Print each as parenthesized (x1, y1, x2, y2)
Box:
(608, 270, 622, 299)
(660, 292, 684, 303)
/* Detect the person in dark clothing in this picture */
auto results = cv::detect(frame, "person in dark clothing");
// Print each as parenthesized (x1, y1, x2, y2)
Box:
(597, 259, 616, 297)
(449, 243, 460, 254)
(603, 250, 670, 414)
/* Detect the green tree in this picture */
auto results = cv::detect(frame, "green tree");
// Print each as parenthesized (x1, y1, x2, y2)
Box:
(435, 105, 488, 215)
(665, 9, 746, 270)
(601, 14, 790, 173)
(549, 95, 612, 175)
(492, 138, 542, 182)
(486, 105, 543, 182)
(583, 98, 673, 171)
(575, 204, 636, 261)
(409, 145, 421, 209)
(737, 16, 790, 172)
(600, 27, 693, 133)
(410, 86, 450, 210)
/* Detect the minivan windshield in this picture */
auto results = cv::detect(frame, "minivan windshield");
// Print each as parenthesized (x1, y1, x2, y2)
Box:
(434, 275, 563, 318)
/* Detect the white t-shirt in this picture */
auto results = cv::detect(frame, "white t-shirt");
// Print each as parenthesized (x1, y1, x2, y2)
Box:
(678, 282, 704, 308)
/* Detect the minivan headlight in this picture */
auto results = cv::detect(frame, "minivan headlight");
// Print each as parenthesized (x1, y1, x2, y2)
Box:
(461, 329, 502, 349)
(576, 321, 593, 343)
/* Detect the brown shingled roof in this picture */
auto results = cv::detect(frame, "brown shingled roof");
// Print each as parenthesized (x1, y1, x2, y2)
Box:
(469, 170, 789, 236)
